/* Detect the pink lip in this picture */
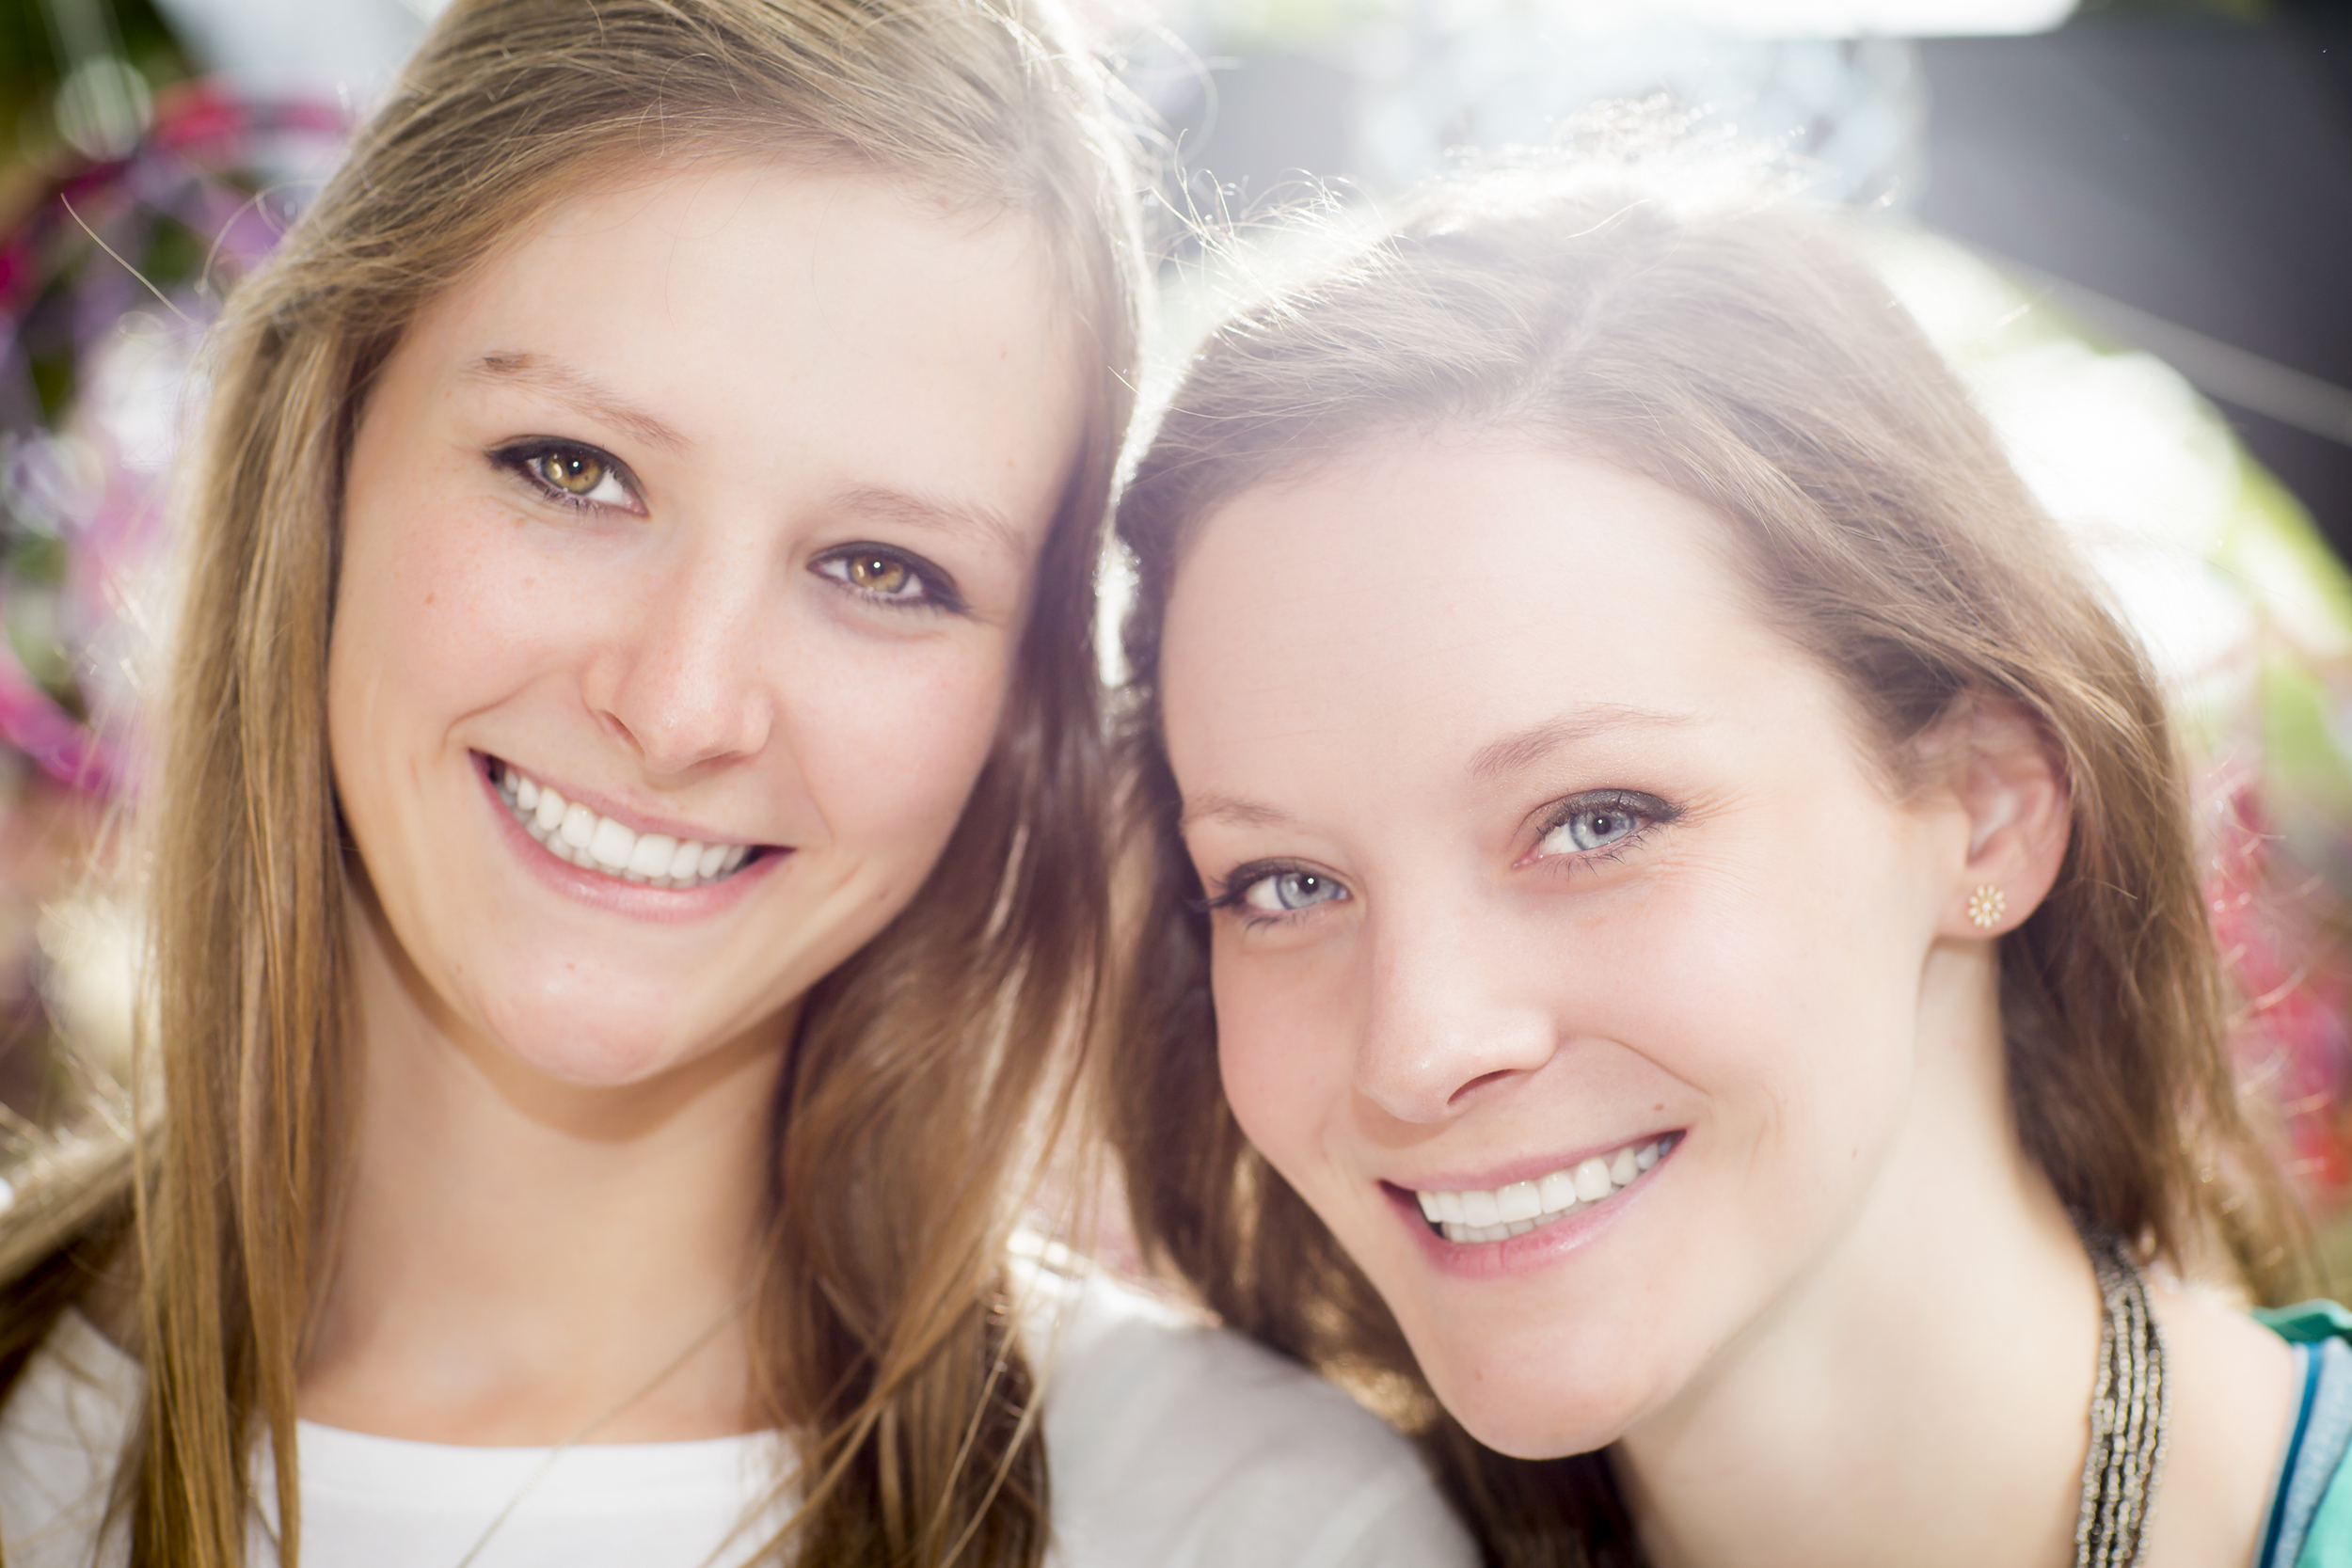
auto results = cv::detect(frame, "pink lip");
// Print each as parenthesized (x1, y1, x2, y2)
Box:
(1388, 1134, 1680, 1283)
(476, 756, 785, 924)
(1393, 1132, 1680, 1196)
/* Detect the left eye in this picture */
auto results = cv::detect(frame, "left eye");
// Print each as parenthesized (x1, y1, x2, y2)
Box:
(815, 546, 941, 605)
(1241, 869, 1346, 913)
(1536, 795, 1657, 856)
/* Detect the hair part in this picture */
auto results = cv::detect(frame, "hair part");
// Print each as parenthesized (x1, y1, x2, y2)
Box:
(1104, 159, 2303, 1566)
(0, 1, 1141, 1563)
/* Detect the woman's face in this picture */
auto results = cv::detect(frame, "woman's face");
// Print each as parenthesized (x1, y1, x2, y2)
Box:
(1159, 440, 1976, 1458)
(329, 162, 1084, 1087)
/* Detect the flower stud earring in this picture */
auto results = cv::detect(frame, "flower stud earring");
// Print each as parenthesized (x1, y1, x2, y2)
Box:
(1967, 884, 2007, 929)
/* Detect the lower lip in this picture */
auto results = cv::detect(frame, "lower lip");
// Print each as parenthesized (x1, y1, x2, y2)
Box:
(475, 755, 784, 925)
(1391, 1141, 1679, 1282)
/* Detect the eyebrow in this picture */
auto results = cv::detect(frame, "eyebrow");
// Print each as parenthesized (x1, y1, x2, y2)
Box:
(464, 351, 687, 453)
(831, 484, 1027, 562)
(1179, 792, 1298, 832)
(1468, 705, 1696, 784)
(1179, 705, 1695, 832)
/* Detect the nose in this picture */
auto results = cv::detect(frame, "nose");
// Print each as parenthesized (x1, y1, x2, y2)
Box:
(1354, 901, 1559, 1124)
(589, 535, 774, 777)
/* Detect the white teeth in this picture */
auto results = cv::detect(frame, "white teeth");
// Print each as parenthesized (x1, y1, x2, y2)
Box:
(588, 816, 634, 869)
(1420, 1135, 1675, 1246)
(629, 833, 676, 878)
(1573, 1158, 1613, 1203)
(493, 761, 755, 891)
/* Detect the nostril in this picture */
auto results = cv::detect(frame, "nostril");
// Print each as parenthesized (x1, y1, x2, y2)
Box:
(1447, 1068, 1518, 1107)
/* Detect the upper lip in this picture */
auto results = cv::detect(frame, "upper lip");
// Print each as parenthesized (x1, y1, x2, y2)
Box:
(1388, 1131, 1680, 1195)
(485, 752, 773, 850)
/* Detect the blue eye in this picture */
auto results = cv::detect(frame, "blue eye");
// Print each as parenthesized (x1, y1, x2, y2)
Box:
(1534, 791, 1671, 859)
(1239, 868, 1347, 914)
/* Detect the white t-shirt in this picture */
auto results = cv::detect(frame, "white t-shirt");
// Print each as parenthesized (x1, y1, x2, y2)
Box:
(0, 1260, 1475, 1568)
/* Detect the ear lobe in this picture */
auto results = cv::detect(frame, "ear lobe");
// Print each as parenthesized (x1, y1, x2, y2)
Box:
(1940, 698, 2070, 940)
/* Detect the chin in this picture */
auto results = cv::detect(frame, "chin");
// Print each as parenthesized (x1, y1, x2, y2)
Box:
(472, 984, 729, 1089)
(1435, 1375, 1639, 1461)
(1412, 1326, 1661, 1462)
(507, 1031, 681, 1088)
(1453, 1403, 1618, 1462)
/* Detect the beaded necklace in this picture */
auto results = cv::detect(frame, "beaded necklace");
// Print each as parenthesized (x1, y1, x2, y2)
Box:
(2073, 1226, 2169, 1568)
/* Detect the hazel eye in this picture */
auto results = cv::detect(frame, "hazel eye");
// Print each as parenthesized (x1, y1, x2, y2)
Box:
(498, 440, 638, 510)
(815, 544, 961, 610)
(1241, 869, 1346, 913)
(537, 449, 602, 493)
(844, 552, 913, 596)
(532, 449, 629, 504)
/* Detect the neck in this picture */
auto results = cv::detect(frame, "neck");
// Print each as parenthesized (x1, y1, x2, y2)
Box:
(299, 889, 790, 1444)
(1615, 942, 2102, 1568)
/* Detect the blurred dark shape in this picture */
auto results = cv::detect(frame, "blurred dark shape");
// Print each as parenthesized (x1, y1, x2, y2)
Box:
(3, 0, 189, 197)
(1917, 2, 2352, 562)
(0, 67, 348, 1120)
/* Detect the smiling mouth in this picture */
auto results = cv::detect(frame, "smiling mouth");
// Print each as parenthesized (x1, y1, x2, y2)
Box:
(487, 756, 765, 889)
(1411, 1132, 1681, 1245)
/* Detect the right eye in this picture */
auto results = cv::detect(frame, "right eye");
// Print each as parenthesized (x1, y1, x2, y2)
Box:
(1236, 868, 1348, 915)
(495, 440, 640, 511)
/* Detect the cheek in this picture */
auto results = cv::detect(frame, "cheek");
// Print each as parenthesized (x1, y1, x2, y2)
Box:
(334, 487, 567, 743)
(1621, 830, 1932, 1199)
(785, 637, 1015, 855)
(1211, 947, 1351, 1178)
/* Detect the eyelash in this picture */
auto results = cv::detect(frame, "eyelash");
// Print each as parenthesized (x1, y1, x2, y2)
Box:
(1200, 859, 1338, 930)
(1201, 789, 1681, 929)
(811, 544, 967, 615)
(489, 442, 967, 615)
(492, 437, 643, 514)
(1526, 789, 1680, 873)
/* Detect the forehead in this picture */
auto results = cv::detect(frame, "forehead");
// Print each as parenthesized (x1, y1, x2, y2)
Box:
(1158, 440, 1851, 796)
(380, 158, 1086, 525)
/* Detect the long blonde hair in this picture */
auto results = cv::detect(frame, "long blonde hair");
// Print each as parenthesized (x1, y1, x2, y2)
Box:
(1105, 164, 2303, 1566)
(0, 1, 1141, 1563)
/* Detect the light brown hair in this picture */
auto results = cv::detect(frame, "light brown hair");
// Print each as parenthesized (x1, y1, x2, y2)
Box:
(0, 0, 1141, 1562)
(1104, 161, 2303, 1565)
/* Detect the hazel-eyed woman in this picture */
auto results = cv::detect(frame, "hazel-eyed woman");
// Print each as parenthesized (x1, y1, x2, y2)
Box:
(1106, 163, 2349, 1567)
(0, 3, 1472, 1564)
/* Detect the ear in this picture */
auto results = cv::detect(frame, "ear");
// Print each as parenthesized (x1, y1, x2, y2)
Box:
(1931, 698, 2071, 940)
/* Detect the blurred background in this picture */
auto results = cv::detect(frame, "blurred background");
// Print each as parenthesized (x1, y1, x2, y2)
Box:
(4, 0, 2352, 1276)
